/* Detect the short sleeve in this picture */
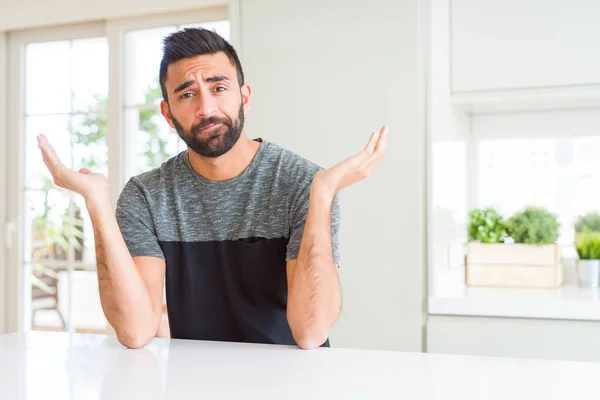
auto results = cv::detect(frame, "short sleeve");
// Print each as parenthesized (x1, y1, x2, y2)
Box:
(115, 178, 165, 260)
(286, 188, 341, 265)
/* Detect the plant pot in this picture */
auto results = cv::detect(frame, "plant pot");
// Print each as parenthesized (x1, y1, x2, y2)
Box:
(576, 260, 600, 288)
(466, 242, 563, 288)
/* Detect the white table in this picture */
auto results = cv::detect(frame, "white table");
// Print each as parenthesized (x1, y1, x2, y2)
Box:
(1, 331, 599, 399)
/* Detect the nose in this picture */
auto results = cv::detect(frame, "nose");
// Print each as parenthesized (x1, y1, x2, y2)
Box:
(195, 90, 218, 118)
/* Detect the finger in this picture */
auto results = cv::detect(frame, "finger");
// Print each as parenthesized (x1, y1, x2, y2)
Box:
(37, 134, 63, 172)
(374, 125, 388, 153)
(364, 131, 378, 153)
(37, 134, 82, 189)
(79, 168, 92, 175)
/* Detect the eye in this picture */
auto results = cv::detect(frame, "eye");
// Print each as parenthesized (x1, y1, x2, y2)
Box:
(215, 86, 226, 93)
(180, 92, 194, 99)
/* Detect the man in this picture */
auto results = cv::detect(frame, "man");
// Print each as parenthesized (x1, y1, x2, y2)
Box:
(38, 28, 387, 350)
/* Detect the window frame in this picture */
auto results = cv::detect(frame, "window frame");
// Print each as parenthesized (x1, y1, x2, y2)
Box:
(0, 32, 8, 334)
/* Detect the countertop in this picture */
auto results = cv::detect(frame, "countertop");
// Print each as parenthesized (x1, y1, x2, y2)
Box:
(429, 284, 600, 320)
(429, 267, 600, 321)
(1, 331, 599, 399)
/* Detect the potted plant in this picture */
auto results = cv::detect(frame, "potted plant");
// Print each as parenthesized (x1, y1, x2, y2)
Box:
(467, 207, 507, 244)
(466, 206, 562, 288)
(506, 206, 560, 245)
(574, 230, 600, 287)
(574, 212, 600, 240)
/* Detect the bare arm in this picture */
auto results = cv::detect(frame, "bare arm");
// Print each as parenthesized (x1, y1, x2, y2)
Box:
(38, 134, 165, 348)
(90, 198, 165, 348)
(286, 188, 340, 349)
(286, 126, 388, 349)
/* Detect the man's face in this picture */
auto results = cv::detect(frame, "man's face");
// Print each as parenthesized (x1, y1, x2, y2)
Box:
(160, 52, 250, 158)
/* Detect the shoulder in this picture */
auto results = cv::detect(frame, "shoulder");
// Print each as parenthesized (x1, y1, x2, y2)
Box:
(261, 140, 323, 183)
(119, 152, 185, 202)
(127, 153, 184, 189)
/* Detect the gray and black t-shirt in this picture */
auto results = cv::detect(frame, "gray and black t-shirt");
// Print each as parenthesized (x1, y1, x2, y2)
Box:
(116, 139, 340, 346)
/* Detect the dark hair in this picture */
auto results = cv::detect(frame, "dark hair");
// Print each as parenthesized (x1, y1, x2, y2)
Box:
(159, 27, 245, 102)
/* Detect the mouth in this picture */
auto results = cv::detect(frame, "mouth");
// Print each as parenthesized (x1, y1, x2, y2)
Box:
(198, 122, 222, 132)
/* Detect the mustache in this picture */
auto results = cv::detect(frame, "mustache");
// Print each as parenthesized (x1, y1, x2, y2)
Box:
(191, 116, 232, 134)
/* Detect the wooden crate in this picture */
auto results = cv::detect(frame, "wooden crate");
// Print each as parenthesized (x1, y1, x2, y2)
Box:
(466, 243, 563, 288)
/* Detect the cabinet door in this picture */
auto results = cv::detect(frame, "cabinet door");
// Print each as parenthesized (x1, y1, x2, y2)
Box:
(451, 0, 600, 92)
(428, 315, 600, 362)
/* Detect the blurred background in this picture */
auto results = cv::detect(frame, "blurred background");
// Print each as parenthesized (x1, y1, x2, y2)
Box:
(1, 0, 600, 364)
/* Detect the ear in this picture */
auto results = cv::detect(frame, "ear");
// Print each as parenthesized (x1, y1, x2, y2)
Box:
(240, 84, 252, 115)
(160, 100, 175, 128)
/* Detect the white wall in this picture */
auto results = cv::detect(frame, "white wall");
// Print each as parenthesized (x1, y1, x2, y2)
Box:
(241, 0, 426, 351)
(428, 315, 600, 362)
(0, 0, 224, 30)
(451, 0, 600, 92)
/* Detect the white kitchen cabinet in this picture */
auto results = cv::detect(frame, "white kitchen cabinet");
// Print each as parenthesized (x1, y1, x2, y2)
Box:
(427, 315, 600, 362)
(451, 0, 600, 93)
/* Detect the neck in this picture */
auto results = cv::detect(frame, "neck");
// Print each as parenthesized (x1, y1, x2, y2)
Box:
(187, 130, 260, 181)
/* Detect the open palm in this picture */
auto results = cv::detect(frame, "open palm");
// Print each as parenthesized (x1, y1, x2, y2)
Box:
(37, 134, 109, 201)
(316, 125, 388, 194)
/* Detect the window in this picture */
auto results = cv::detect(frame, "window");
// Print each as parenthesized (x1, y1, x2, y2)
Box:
(5, 8, 233, 333)
(22, 35, 108, 333)
(477, 137, 600, 247)
(473, 110, 600, 247)
(429, 109, 600, 291)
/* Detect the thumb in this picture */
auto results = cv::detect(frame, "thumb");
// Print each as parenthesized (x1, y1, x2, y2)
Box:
(79, 168, 92, 175)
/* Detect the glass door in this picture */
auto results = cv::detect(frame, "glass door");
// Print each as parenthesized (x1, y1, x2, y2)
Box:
(9, 26, 110, 334)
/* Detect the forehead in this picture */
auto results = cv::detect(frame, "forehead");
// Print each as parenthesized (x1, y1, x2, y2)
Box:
(165, 52, 237, 87)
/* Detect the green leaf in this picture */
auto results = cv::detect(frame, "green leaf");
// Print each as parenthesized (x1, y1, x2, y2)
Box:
(506, 206, 560, 245)
(467, 207, 507, 244)
(576, 230, 600, 259)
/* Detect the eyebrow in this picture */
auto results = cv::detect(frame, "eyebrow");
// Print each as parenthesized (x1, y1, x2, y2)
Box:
(173, 80, 194, 94)
(204, 75, 230, 83)
(172, 75, 231, 94)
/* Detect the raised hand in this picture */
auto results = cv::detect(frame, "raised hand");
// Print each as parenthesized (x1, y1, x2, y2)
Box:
(314, 125, 388, 195)
(37, 134, 110, 203)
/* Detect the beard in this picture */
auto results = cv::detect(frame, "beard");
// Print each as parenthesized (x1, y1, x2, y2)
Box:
(171, 103, 245, 158)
